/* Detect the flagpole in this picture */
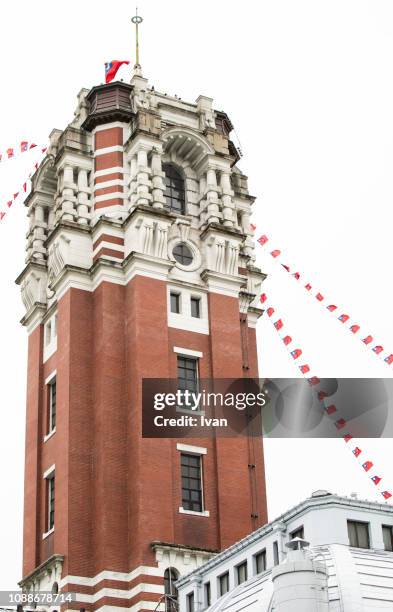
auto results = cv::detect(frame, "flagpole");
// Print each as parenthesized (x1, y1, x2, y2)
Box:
(131, 8, 143, 70)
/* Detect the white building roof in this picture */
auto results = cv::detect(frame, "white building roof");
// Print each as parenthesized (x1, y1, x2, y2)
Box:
(176, 491, 393, 611)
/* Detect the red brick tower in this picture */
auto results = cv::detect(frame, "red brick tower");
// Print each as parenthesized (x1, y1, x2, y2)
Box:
(16, 62, 267, 611)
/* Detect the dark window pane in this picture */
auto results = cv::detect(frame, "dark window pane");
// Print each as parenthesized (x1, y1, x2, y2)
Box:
(255, 550, 266, 574)
(290, 526, 304, 540)
(186, 592, 194, 612)
(170, 293, 180, 314)
(191, 297, 201, 318)
(48, 475, 55, 530)
(177, 356, 198, 400)
(173, 243, 193, 266)
(219, 572, 229, 596)
(347, 520, 370, 549)
(48, 379, 56, 433)
(383, 526, 393, 551)
(181, 453, 202, 513)
(273, 541, 279, 565)
(204, 582, 211, 607)
(163, 165, 186, 214)
(236, 561, 248, 585)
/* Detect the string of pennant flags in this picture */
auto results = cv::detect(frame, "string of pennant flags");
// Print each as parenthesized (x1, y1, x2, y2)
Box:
(0, 148, 47, 222)
(260, 291, 392, 502)
(254, 230, 393, 369)
(0, 141, 46, 163)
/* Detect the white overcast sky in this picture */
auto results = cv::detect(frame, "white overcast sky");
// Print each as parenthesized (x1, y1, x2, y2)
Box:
(1, 0, 393, 591)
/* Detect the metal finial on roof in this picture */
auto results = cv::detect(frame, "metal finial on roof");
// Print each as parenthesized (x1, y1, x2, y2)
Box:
(131, 8, 143, 71)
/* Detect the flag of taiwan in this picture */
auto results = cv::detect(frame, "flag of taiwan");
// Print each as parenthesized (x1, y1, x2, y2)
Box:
(363, 335, 373, 345)
(338, 314, 349, 323)
(105, 60, 130, 84)
(290, 348, 302, 359)
(352, 447, 362, 457)
(257, 235, 268, 246)
(373, 346, 383, 355)
(385, 354, 393, 365)
(274, 319, 283, 330)
(271, 249, 281, 258)
(382, 491, 392, 500)
(299, 364, 310, 373)
(20, 141, 28, 152)
(362, 461, 373, 471)
(327, 305, 337, 312)
(266, 307, 274, 317)
(350, 325, 360, 333)
(260, 293, 267, 304)
(371, 475, 381, 485)
(283, 335, 292, 346)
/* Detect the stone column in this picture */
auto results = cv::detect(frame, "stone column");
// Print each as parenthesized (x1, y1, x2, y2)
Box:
(151, 149, 166, 209)
(135, 146, 152, 207)
(76, 169, 90, 225)
(31, 204, 46, 260)
(220, 170, 234, 228)
(60, 165, 76, 222)
(205, 168, 220, 224)
(128, 154, 138, 209)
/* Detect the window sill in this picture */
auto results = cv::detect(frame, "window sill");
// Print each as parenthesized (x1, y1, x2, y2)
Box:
(42, 527, 54, 540)
(43, 428, 56, 443)
(179, 507, 210, 517)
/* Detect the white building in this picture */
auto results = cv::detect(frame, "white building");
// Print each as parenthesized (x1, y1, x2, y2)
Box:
(176, 490, 393, 611)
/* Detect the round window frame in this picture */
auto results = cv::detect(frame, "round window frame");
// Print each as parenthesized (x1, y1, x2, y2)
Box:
(168, 240, 201, 272)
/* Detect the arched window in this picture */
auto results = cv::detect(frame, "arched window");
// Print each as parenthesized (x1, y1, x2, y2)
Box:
(163, 165, 186, 214)
(164, 567, 179, 611)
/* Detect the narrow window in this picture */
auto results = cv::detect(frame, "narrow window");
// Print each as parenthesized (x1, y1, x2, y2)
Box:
(290, 526, 304, 540)
(236, 561, 248, 585)
(254, 549, 266, 574)
(273, 541, 279, 566)
(164, 567, 179, 611)
(46, 474, 55, 531)
(177, 356, 198, 395)
(347, 520, 370, 549)
(204, 582, 211, 607)
(382, 525, 393, 551)
(45, 320, 52, 347)
(48, 378, 57, 433)
(186, 592, 195, 612)
(170, 292, 181, 314)
(219, 572, 229, 596)
(181, 453, 203, 512)
(191, 297, 201, 318)
(163, 164, 186, 214)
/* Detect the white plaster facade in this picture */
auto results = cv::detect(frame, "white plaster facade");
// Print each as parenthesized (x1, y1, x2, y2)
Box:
(176, 491, 393, 611)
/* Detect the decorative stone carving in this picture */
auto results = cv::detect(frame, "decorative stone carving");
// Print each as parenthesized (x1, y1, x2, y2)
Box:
(205, 234, 240, 276)
(20, 269, 48, 311)
(132, 216, 170, 259)
(48, 235, 70, 283)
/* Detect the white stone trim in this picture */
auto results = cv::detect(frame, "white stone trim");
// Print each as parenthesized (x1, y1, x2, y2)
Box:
(93, 241, 124, 257)
(43, 428, 56, 443)
(71, 583, 164, 604)
(176, 443, 207, 455)
(60, 566, 162, 588)
(42, 526, 54, 540)
(173, 347, 203, 358)
(95, 192, 126, 203)
(94, 145, 124, 156)
(95, 179, 125, 190)
(179, 507, 210, 517)
(93, 121, 129, 134)
(43, 464, 55, 479)
(94, 167, 125, 179)
(44, 369, 57, 384)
